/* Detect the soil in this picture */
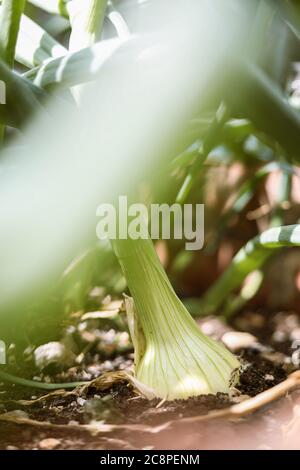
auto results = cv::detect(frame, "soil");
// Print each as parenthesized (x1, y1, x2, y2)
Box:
(0, 309, 300, 450)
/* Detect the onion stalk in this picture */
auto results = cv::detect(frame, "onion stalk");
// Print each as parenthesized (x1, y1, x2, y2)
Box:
(113, 236, 240, 400)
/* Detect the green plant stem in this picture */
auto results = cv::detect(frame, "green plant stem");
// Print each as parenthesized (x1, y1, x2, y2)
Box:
(0, 58, 46, 127)
(200, 224, 300, 315)
(107, 2, 130, 38)
(113, 237, 186, 340)
(275, 0, 300, 39)
(247, 0, 274, 59)
(0, 0, 26, 67)
(226, 60, 300, 161)
(15, 14, 67, 68)
(112, 236, 239, 399)
(0, 0, 26, 142)
(205, 163, 283, 254)
(271, 170, 292, 227)
(0, 370, 87, 390)
(68, 0, 108, 101)
(216, 164, 292, 317)
(23, 36, 130, 89)
(176, 103, 229, 204)
(221, 270, 264, 319)
(28, 0, 69, 17)
(26, 53, 300, 164)
(68, 0, 108, 52)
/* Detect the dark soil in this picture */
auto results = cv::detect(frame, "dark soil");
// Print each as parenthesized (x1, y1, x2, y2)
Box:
(237, 349, 287, 396)
(0, 309, 299, 450)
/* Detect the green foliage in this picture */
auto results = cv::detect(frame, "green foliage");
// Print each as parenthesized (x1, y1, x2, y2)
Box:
(0, 0, 26, 67)
(1, 0, 300, 395)
(201, 225, 300, 316)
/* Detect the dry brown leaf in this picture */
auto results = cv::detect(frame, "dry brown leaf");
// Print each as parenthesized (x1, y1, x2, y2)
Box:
(6, 389, 79, 406)
(81, 310, 120, 321)
(80, 370, 131, 394)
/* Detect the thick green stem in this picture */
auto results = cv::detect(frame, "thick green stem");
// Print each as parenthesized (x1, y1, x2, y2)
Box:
(114, 237, 197, 343)
(113, 236, 239, 399)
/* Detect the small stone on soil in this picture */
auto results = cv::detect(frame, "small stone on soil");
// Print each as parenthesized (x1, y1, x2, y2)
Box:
(222, 331, 257, 351)
(38, 438, 61, 450)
